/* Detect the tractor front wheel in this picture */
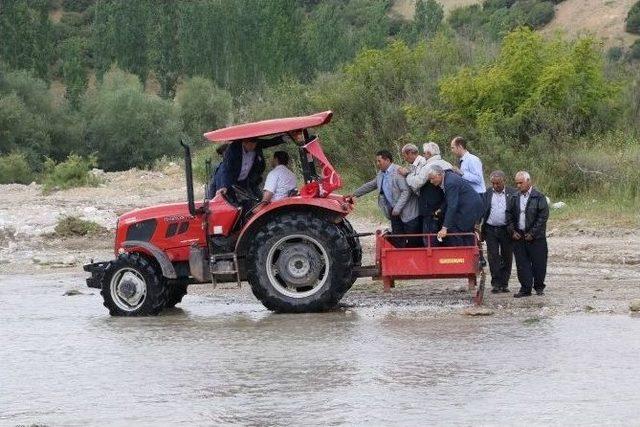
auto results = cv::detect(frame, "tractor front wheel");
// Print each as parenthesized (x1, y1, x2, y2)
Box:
(246, 212, 353, 313)
(165, 281, 188, 308)
(100, 253, 167, 316)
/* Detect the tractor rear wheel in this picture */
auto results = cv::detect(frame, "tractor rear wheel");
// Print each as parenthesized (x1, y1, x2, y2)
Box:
(338, 218, 362, 291)
(246, 212, 353, 313)
(100, 253, 167, 316)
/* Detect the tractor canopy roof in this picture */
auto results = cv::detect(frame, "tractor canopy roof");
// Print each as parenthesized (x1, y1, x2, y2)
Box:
(203, 111, 333, 144)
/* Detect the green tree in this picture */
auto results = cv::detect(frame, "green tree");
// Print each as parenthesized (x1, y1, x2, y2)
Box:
(148, 0, 181, 98)
(0, 0, 54, 79)
(412, 0, 444, 41)
(439, 28, 616, 141)
(91, 1, 150, 82)
(175, 76, 232, 143)
(82, 67, 182, 170)
(61, 37, 89, 108)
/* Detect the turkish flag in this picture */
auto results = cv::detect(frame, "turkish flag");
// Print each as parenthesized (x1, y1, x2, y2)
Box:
(303, 138, 342, 196)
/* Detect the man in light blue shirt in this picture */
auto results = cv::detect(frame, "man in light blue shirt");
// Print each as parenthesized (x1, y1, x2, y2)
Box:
(450, 136, 486, 195)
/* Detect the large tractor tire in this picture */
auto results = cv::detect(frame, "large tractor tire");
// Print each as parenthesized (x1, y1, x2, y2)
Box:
(338, 218, 362, 290)
(100, 253, 167, 316)
(246, 212, 353, 313)
(165, 281, 188, 308)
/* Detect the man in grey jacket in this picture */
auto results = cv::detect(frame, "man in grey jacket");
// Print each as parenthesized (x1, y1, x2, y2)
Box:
(398, 142, 454, 246)
(347, 149, 420, 247)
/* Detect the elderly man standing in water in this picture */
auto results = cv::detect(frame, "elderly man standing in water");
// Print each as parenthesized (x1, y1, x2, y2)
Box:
(506, 171, 549, 298)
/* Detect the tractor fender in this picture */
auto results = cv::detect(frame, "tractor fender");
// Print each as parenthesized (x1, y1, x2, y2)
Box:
(235, 197, 350, 257)
(122, 240, 178, 279)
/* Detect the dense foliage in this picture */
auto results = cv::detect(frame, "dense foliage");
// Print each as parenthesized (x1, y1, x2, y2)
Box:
(0, 0, 637, 209)
(448, 0, 558, 40)
(627, 1, 640, 34)
(82, 68, 182, 171)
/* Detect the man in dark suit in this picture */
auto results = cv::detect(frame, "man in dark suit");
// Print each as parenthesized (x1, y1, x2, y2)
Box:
(506, 171, 549, 298)
(211, 139, 266, 200)
(481, 170, 517, 293)
(427, 165, 483, 246)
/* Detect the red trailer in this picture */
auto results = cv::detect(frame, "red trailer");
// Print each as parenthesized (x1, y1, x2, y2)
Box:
(357, 231, 485, 305)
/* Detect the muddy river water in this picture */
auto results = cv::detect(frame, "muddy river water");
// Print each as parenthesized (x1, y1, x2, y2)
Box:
(1, 272, 639, 426)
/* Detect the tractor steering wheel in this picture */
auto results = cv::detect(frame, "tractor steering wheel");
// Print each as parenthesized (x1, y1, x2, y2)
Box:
(231, 185, 261, 203)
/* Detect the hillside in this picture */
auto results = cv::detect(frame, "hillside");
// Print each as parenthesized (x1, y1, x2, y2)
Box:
(393, 0, 639, 46)
(542, 0, 638, 46)
(392, 0, 481, 18)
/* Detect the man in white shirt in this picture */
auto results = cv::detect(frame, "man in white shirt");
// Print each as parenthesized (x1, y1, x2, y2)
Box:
(262, 151, 298, 202)
(481, 171, 517, 293)
(450, 136, 486, 195)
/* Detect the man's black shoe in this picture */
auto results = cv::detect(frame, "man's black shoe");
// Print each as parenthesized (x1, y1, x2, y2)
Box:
(491, 288, 502, 294)
(501, 287, 510, 293)
(513, 292, 532, 298)
(535, 290, 545, 296)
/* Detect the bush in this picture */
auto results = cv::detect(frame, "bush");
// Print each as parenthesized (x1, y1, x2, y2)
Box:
(448, 5, 486, 37)
(175, 77, 232, 144)
(627, 39, 640, 61)
(607, 46, 624, 62)
(0, 152, 34, 184)
(54, 216, 107, 237)
(525, 1, 555, 28)
(42, 154, 100, 191)
(626, 1, 640, 34)
(62, 0, 93, 13)
(439, 29, 616, 143)
(0, 70, 84, 167)
(483, 0, 516, 11)
(82, 67, 182, 171)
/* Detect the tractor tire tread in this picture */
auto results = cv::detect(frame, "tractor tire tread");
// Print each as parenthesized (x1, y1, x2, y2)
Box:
(246, 212, 352, 313)
(99, 252, 167, 316)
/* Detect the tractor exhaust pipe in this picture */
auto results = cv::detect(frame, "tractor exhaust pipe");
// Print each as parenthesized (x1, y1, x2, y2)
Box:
(181, 141, 197, 217)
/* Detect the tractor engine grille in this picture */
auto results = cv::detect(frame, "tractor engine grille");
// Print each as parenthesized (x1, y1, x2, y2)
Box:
(125, 219, 157, 242)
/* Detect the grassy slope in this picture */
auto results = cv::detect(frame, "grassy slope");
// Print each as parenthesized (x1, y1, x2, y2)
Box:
(542, 0, 638, 47)
(393, 0, 639, 46)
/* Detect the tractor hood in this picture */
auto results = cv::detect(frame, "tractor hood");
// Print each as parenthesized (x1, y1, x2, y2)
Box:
(118, 202, 204, 226)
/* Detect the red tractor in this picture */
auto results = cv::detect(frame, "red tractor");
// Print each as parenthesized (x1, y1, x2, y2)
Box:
(84, 111, 484, 316)
(84, 111, 363, 316)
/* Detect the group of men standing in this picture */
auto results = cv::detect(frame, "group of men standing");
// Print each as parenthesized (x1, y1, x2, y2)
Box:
(349, 137, 550, 298)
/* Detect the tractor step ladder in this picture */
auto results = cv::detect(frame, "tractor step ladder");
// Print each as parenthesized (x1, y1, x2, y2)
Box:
(210, 252, 241, 289)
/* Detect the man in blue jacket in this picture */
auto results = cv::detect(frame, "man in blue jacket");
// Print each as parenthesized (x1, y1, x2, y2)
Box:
(211, 139, 265, 200)
(427, 165, 483, 246)
(210, 133, 295, 198)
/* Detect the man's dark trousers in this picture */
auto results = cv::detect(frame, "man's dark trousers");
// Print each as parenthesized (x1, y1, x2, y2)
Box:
(513, 236, 547, 294)
(484, 224, 513, 290)
(422, 214, 440, 247)
(390, 215, 421, 247)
